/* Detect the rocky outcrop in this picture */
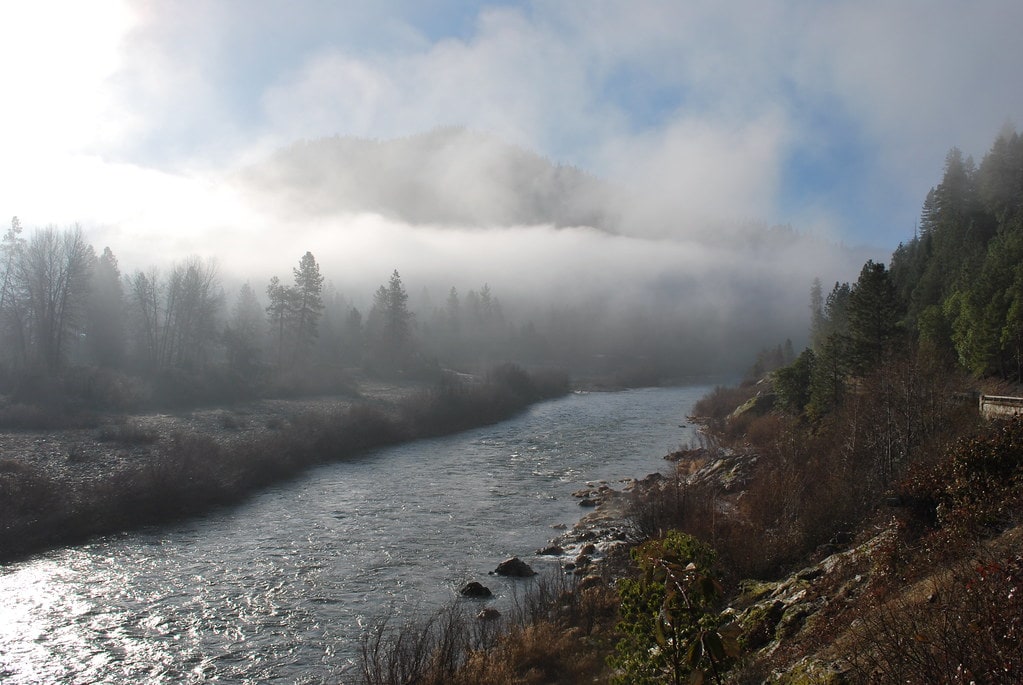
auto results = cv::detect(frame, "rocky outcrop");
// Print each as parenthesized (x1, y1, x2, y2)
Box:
(732, 528, 888, 678)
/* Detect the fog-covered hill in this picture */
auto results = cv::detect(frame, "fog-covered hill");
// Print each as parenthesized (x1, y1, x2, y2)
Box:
(239, 127, 621, 231)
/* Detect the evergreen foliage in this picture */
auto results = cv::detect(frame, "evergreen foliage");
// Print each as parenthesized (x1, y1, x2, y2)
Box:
(886, 126, 1023, 381)
(366, 270, 417, 374)
(847, 260, 902, 373)
(609, 531, 739, 685)
(775, 124, 1023, 422)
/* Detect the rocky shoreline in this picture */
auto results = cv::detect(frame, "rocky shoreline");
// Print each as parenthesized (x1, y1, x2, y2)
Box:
(451, 443, 759, 629)
(521, 445, 756, 582)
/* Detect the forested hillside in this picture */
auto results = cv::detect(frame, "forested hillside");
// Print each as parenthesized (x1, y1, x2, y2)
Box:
(891, 125, 1023, 379)
(658, 127, 1023, 682)
(773, 126, 1023, 425)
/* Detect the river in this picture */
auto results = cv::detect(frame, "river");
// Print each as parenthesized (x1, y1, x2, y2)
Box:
(0, 385, 708, 683)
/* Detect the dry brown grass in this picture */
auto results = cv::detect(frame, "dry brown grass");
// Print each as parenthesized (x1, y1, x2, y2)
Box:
(353, 572, 619, 685)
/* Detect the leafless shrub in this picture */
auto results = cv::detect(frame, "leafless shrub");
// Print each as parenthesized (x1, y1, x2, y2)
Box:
(355, 603, 487, 685)
(352, 569, 617, 685)
(0, 402, 94, 429)
(844, 552, 1022, 683)
(0, 459, 60, 520)
(624, 473, 695, 541)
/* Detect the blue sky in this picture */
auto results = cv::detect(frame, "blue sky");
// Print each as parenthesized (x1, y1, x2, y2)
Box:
(2, 0, 1022, 257)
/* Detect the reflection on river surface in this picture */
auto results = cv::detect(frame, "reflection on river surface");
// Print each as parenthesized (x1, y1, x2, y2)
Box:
(0, 386, 707, 683)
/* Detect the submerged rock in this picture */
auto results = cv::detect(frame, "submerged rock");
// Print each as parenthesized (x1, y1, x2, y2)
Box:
(493, 557, 536, 577)
(459, 581, 493, 598)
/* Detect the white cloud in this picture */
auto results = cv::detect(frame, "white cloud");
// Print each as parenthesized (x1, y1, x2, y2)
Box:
(4, 0, 1022, 261)
(596, 112, 791, 235)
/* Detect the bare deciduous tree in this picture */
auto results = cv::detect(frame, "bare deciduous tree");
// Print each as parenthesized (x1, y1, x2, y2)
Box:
(16, 224, 94, 371)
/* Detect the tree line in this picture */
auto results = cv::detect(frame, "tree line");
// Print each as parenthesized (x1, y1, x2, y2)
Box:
(0, 224, 539, 408)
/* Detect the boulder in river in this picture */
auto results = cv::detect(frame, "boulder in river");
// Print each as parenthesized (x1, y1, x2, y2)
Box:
(536, 544, 564, 556)
(492, 557, 536, 577)
(459, 581, 493, 598)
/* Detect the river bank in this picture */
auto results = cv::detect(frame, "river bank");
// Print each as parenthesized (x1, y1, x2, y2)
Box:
(0, 365, 569, 562)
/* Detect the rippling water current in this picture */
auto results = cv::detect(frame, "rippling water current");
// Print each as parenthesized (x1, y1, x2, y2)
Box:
(0, 386, 708, 683)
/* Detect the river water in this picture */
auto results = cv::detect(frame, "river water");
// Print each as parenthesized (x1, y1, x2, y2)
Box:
(0, 386, 708, 684)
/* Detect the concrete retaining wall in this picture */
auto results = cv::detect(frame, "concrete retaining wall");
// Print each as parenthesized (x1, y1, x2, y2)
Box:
(979, 394, 1023, 419)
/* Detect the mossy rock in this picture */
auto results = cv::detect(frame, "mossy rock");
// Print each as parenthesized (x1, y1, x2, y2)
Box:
(738, 578, 779, 603)
(740, 599, 786, 650)
(730, 393, 777, 419)
(777, 657, 850, 684)
(775, 597, 826, 640)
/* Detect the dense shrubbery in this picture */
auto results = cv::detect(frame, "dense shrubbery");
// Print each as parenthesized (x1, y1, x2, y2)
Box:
(847, 550, 1023, 683)
(620, 348, 979, 582)
(892, 415, 1023, 571)
(401, 364, 569, 437)
(691, 383, 756, 422)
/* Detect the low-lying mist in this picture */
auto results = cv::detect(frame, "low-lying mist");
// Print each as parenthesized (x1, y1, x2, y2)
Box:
(78, 128, 880, 379)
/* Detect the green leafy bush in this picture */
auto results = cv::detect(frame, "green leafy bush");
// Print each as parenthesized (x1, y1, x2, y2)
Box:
(609, 531, 739, 684)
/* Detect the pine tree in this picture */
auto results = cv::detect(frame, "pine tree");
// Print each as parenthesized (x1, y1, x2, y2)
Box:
(292, 251, 324, 363)
(266, 275, 295, 370)
(809, 278, 825, 350)
(225, 283, 264, 374)
(847, 260, 902, 374)
(366, 270, 415, 372)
